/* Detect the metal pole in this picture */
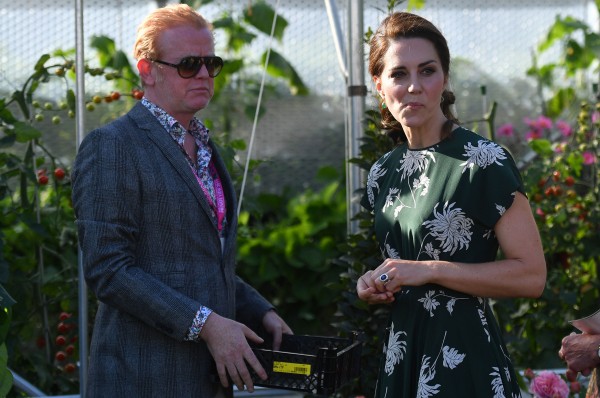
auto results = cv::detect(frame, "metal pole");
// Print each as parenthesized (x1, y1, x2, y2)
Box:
(74, 0, 88, 396)
(9, 369, 47, 397)
(346, 0, 366, 235)
(324, 0, 348, 80)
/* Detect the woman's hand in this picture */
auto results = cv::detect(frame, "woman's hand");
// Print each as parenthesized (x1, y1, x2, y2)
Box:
(356, 270, 395, 304)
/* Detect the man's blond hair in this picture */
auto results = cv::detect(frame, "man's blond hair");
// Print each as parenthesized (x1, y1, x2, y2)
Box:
(133, 4, 212, 61)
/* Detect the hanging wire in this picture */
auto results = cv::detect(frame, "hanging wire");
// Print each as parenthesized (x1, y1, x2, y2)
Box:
(236, 0, 281, 217)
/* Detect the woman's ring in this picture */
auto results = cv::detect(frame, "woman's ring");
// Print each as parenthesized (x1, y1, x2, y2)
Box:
(379, 273, 389, 283)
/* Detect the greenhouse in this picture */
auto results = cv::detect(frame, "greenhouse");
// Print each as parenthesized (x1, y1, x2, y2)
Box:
(0, 0, 599, 397)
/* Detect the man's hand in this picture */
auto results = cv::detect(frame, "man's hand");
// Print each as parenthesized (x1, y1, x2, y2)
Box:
(559, 332, 600, 376)
(262, 310, 293, 350)
(200, 312, 267, 392)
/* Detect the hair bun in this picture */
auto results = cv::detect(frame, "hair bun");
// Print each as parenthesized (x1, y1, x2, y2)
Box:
(443, 90, 456, 105)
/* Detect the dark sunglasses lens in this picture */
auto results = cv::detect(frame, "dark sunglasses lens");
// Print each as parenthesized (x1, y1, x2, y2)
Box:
(178, 57, 202, 78)
(205, 57, 223, 77)
(177, 57, 223, 78)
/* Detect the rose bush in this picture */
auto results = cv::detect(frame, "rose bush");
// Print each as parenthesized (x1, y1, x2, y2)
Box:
(528, 370, 571, 398)
(492, 100, 600, 369)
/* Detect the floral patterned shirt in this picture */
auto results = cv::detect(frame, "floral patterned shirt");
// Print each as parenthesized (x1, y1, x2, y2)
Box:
(362, 127, 525, 397)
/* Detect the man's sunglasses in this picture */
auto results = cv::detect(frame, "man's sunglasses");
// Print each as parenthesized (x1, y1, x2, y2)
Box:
(151, 56, 224, 78)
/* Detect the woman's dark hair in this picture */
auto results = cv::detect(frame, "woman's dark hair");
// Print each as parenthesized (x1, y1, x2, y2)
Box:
(368, 12, 459, 145)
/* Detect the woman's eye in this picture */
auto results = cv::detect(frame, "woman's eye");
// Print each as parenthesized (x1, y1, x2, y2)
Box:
(422, 68, 436, 75)
(390, 70, 406, 79)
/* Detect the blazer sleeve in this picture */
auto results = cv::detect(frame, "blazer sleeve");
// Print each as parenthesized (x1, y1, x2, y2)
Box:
(235, 276, 274, 332)
(72, 124, 200, 341)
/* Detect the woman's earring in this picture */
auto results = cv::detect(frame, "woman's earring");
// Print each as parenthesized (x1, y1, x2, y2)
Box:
(381, 101, 387, 109)
(440, 95, 445, 104)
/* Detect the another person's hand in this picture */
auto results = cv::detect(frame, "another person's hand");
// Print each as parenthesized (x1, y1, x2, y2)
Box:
(262, 310, 293, 351)
(200, 313, 266, 392)
(357, 270, 395, 304)
(559, 332, 600, 377)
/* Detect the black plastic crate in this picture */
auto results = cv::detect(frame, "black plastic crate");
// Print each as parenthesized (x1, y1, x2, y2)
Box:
(251, 334, 362, 396)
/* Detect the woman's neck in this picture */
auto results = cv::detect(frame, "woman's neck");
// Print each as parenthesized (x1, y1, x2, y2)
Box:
(404, 116, 448, 149)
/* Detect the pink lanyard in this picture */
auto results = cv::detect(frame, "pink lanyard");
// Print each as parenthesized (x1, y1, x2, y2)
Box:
(191, 162, 226, 233)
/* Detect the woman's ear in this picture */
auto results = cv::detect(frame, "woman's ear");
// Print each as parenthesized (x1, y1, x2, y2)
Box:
(373, 76, 382, 98)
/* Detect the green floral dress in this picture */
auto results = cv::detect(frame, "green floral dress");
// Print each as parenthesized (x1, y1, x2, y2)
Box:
(362, 127, 524, 398)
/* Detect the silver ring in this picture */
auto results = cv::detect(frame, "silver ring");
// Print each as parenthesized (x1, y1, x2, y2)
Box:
(379, 273, 389, 283)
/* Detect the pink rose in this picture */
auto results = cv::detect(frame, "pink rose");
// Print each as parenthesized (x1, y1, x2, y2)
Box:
(529, 370, 569, 398)
(497, 123, 515, 137)
(525, 130, 542, 141)
(583, 151, 596, 165)
(555, 120, 572, 137)
(536, 115, 553, 130)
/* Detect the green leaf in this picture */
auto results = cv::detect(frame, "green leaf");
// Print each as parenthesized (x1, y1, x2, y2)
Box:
(526, 63, 555, 87)
(538, 16, 588, 53)
(13, 121, 42, 142)
(584, 31, 600, 56)
(33, 54, 50, 71)
(112, 50, 132, 70)
(528, 139, 553, 157)
(90, 35, 116, 67)
(243, 1, 288, 41)
(181, 0, 216, 7)
(546, 87, 576, 117)
(407, 0, 426, 10)
(262, 50, 308, 95)
(0, 344, 13, 397)
(10, 90, 29, 120)
(0, 102, 17, 124)
(566, 152, 583, 176)
(564, 39, 595, 75)
(66, 88, 76, 112)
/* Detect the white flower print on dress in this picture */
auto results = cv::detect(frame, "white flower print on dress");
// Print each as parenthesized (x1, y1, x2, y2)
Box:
(397, 149, 436, 181)
(490, 367, 507, 398)
(422, 202, 474, 255)
(416, 356, 441, 398)
(495, 203, 506, 216)
(383, 187, 399, 212)
(418, 290, 468, 317)
(393, 203, 408, 218)
(460, 140, 507, 173)
(382, 233, 400, 259)
(384, 322, 407, 376)
(366, 162, 387, 207)
(442, 346, 466, 369)
(419, 290, 441, 317)
(413, 174, 431, 196)
(479, 308, 491, 342)
(423, 242, 440, 260)
(446, 298, 456, 314)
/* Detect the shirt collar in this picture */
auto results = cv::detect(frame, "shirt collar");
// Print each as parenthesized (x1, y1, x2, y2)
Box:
(141, 97, 210, 145)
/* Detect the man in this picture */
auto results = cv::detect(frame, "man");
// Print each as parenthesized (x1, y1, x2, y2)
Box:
(72, 4, 292, 397)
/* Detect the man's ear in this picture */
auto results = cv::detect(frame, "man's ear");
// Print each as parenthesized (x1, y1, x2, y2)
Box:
(137, 59, 154, 86)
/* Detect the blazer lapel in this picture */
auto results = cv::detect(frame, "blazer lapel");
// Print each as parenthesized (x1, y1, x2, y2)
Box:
(128, 103, 221, 234)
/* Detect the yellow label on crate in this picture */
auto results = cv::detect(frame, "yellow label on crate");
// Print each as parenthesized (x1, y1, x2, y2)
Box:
(272, 361, 312, 376)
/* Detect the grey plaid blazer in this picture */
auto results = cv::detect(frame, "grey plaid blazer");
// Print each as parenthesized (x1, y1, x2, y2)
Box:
(72, 102, 273, 397)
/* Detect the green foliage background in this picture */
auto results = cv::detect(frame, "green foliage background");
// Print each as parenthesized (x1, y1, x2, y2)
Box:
(0, 1, 599, 397)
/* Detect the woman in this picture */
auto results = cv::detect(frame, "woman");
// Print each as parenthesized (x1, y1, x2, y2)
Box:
(356, 12, 546, 397)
